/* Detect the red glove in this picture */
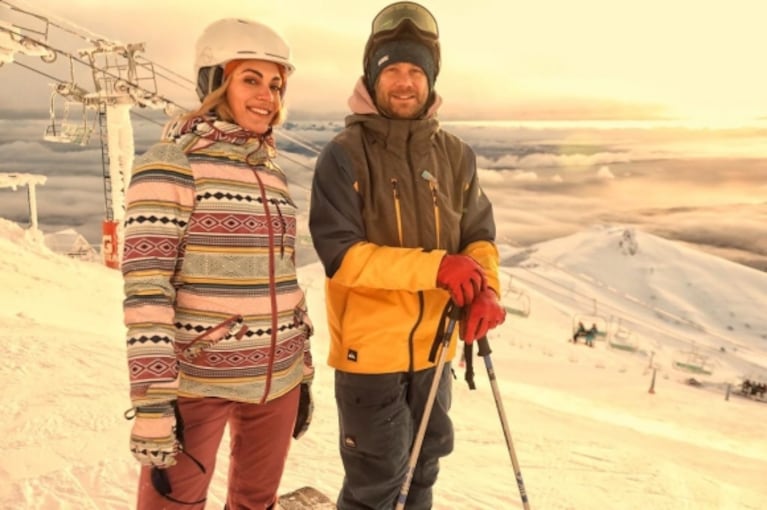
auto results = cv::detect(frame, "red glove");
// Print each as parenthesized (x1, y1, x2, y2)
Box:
(436, 254, 486, 307)
(461, 288, 506, 344)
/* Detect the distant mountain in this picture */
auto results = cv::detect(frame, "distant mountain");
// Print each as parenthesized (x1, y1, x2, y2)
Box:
(501, 225, 767, 380)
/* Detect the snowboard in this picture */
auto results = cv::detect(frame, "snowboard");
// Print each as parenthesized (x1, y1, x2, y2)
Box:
(278, 486, 336, 509)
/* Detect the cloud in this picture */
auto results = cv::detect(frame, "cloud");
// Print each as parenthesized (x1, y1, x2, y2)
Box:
(476, 168, 507, 183)
(1, 118, 766, 275)
(0, 109, 49, 120)
(510, 171, 539, 182)
(597, 166, 615, 179)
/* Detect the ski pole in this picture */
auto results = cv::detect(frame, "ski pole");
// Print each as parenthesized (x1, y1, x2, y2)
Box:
(476, 336, 531, 510)
(395, 303, 462, 510)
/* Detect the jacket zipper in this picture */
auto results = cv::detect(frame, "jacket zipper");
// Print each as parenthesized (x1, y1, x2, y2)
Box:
(407, 292, 425, 373)
(421, 170, 441, 249)
(390, 178, 404, 247)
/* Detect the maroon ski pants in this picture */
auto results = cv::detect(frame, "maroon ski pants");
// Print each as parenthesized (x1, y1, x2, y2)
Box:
(136, 387, 299, 510)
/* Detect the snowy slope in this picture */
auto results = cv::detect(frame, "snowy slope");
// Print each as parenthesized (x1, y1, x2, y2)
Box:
(1, 217, 766, 509)
(502, 225, 767, 381)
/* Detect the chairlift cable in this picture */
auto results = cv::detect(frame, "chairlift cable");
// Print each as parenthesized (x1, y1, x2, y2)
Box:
(14, 64, 319, 186)
(128, 110, 166, 128)
(1, 0, 112, 45)
(149, 60, 194, 86)
(273, 155, 314, 195)
(4, 6, 323, 157)
(10, 59, 66, 84)
(2, 26, 187, 112)
(275, 128, 323, 154)
(149, 69, 194, 91)
(4, 1, 194, 106)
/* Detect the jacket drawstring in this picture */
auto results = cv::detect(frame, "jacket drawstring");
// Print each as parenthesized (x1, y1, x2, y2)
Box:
(179, 314, 248, 361)
(272, 200, 287, 259)
(249, 163, 279, 405)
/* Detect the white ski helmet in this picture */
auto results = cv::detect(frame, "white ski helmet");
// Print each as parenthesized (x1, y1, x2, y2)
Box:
(194, 18, 295, 101)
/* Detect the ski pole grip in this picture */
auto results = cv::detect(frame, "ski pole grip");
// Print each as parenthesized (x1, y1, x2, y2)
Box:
(448, 302, 463, 320)
(477, 336, 492, 357)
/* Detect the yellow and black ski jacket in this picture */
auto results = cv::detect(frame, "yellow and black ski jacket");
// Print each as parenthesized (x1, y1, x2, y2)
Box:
(309, 79, 500, 374)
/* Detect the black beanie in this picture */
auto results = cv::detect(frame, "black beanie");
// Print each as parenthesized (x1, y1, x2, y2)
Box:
(366, 39, 436, 92)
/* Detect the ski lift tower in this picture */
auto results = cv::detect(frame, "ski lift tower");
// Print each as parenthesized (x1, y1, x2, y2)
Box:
(2, 5, 178, 268)
(78, 40, 166, 268)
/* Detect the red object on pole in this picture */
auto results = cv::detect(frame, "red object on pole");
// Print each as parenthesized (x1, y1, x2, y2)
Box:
(648, 368, 657, 394)
(102, 220, 120, 269)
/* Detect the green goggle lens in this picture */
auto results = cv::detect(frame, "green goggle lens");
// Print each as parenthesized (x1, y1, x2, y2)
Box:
(371, 2, 439, 38)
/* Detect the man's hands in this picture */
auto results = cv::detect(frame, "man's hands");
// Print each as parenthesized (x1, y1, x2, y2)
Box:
(437, 254, 486, 307)
(128, 402, 179, 469)
(437, 254, 505, 342)
(461, 287, 506, 344)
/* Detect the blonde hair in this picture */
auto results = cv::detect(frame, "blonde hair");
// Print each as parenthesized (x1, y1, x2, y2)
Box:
(183, 68, 288, 127)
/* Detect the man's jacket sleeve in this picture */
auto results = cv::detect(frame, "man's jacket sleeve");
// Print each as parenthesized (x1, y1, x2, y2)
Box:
(458, 147, 501, 294)
(309, 142, 445, 291)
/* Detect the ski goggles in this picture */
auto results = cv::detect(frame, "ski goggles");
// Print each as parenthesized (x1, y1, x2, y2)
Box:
(371, 1, 439, 39)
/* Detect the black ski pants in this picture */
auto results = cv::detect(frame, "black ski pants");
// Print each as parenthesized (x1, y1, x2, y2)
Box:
(335, 365, 454, 510)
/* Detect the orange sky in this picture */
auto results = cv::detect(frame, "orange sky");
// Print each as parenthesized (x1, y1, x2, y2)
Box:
(5, 0, 767, 122)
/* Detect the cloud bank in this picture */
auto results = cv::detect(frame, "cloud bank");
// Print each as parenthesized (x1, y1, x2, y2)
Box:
(1, 118, 765, 271)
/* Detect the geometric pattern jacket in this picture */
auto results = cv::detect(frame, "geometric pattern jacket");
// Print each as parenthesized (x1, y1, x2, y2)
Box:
(123, 118, 313, 407)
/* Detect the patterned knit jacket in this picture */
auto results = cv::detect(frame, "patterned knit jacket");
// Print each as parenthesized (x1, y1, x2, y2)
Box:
(123, 118, 312, 407)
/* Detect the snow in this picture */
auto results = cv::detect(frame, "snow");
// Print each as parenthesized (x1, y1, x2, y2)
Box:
(0, 173, 47, 196)
(1, 215, 766, 509)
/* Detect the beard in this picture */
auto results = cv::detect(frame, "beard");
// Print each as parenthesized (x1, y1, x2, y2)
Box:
(376, 87, 429, 119)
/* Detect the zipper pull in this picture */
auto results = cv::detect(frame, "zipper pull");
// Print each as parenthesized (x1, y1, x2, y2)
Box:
(421, 170, 438, 203)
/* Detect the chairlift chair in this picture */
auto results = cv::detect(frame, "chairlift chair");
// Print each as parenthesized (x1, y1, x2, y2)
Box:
(672, 351, 713, 375)
(606, 315, 638, 351)
(43, 86, 93, 146)
(608, 339, 639, 353)
(503, 283, 531, 318)
(571, 313, 607, 339)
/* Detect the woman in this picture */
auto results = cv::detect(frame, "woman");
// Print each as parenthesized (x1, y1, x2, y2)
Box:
(122, 18, 313, 509)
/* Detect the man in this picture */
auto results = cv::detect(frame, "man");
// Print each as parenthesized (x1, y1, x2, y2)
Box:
(573, 321, 586, 343)
(585, 323, 599, 347)
(309, 2, 505, 508)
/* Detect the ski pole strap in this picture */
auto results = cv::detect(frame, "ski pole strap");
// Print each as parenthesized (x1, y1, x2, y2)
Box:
(428, 304, 450, 362)
(428, 302, 463, 362)
(477, 336, 492, 357)
(463, 342, 476, 390)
